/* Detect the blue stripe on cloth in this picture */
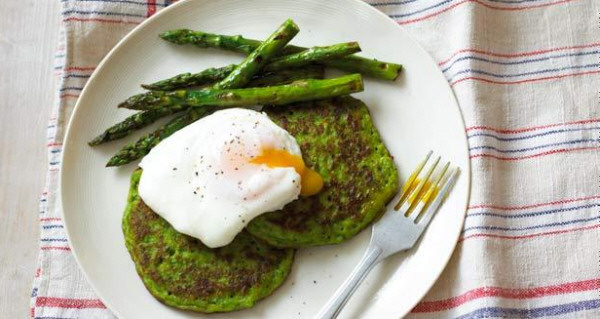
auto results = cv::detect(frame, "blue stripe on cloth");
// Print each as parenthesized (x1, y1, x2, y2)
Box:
(31, 287, 38, 298)
(462, 215, 600, 233)
(63, 74, 91, 79)
(447, 63, 599, 82)
(467, 203, 598, 219)
(61, 0, 167, 6)
(42, 225, 64, 229)
(61, 10, 147, 18)
(467, 127, 600, 141)
(456, 299, 600, 319)
(387, 0, 454, 18)
(40, 238, 69, 242)
(370, 0, 420, 6)
(59, 87, 83, 92)
(442, 50, 599, 73)
(469, 139, 598, 153)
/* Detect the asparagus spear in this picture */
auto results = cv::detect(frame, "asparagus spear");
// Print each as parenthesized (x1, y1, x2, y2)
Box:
(90, 67, 324, 146)
(141, 65, 236, 91)
(160, 29, 402, 81)
(214, 19, 299, 89)
(141, 42, 356, 91)
(246, 66, 325, 87)
(88, 106, 184, 146)
(106, 107, 215, 167)
(262, 42, 360, 72)
(119, 74, 364, 111)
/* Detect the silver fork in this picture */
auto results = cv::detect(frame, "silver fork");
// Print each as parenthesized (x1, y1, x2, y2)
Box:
(315, 151, 460, 319)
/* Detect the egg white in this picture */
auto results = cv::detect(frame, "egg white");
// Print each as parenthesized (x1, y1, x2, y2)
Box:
(138, 108, 301, 248)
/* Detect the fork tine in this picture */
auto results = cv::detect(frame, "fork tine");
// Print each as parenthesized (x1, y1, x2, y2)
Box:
(403, 156, 440, 217)
(395, 155, 440, 218)
(409, 161, 450, 222)
(417, 167, 460, 227)
(394, 151, 432, 210)
(421, 162, 450, 205)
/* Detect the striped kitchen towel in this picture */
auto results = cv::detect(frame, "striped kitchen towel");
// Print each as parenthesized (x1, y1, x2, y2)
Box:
(31, 0, 600, 318)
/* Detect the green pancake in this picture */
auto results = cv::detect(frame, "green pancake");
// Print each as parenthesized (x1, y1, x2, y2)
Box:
(123, 169, 294, 313)
(247, 96, 399, 247)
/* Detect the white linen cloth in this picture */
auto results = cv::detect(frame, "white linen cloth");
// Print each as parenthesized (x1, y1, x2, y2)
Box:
(31, 0, 600, 318)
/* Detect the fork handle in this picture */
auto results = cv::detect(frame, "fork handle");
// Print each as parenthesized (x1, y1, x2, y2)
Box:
(315, 246, 383, 319)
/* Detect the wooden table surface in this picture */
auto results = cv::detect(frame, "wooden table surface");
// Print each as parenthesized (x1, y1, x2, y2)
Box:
(0, 1, 61, 317)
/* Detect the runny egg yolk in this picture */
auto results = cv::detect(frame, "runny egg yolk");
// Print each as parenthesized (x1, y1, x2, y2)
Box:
(250, 149, 323, 196)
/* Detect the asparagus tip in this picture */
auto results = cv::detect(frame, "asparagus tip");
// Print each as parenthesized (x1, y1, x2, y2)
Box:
(88, 133, 108, 146)
(391, 64, 403, 81)
(159, 29, 191, 42)
(106, 158, 120, 167)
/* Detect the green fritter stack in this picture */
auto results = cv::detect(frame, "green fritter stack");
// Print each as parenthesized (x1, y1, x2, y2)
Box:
(248, 96, 399, 247)
(123, 169, 295, 313)
(123, 95, 398, 312)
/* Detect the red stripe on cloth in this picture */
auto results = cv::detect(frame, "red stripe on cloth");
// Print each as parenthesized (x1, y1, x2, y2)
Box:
(64, 66, 96, 72)
(35, 297, 106, 309)
(47, 142, 62, 147)
(60, 93, 80, 99)
(439, 42, 600, 66)
(63, 17, 142, 25)
(398, 0, 575, 25)
(459, 223, 600, 242)
(40, 217, 62, 222)
(29, 307, 34, 318)
(451, 70, 600, 86)
(35, 268, 41, 278)
(147, 0, 157, 17)
(468, 195, 600, 211)
(412, 279, 600, 313)
(41, 247, 71, 251)
(470, 146, 600, 161)
(465, 118, 600, 134)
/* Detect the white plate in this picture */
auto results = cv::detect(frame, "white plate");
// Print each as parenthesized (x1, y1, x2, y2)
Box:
(61, 0, 470, 318)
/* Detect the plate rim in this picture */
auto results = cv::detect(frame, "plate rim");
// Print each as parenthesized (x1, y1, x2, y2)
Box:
(59, 0, 472, 317)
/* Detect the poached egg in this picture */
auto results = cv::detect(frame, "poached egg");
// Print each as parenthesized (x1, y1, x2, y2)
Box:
(138, 108, 322, 248)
